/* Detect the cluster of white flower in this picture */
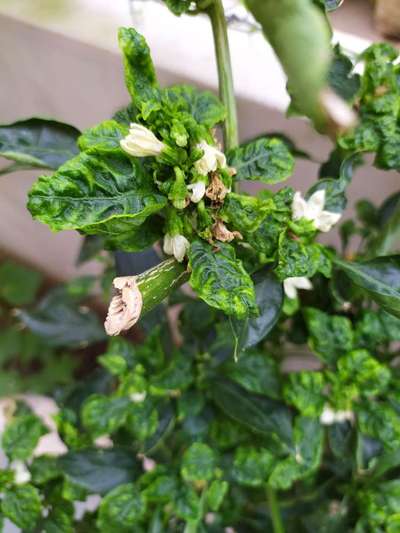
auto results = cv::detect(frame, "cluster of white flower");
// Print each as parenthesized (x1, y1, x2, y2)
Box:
(120, 124, 227, 263)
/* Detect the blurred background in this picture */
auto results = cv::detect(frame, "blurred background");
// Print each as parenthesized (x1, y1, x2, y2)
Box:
(0, 0, 399, 282)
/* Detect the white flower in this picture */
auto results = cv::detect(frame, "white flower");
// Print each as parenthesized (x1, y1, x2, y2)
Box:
(320, 405, 354, 426)
(10, 460, 31, 485)
(120, 123, 165, 157)
(130, 392, 146, 403)
(283, 276, 313, 299)
(94, 435, 113, 449)
(292, 190, 342, 232)
(187, 181, 206, 203)
(163, 234, 190, 263)
(104, 276, 143, 336)
(194, 140, 226, 176)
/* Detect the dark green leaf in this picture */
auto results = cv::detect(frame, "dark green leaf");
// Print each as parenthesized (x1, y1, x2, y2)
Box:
(334, 256, 400, 318)
(163, 0, 192, 16)
(232, 446, 274, 487)
(28, 152, 167, 233)
(227, 137, 294, 184)
(188, 240, 257, 318)
(2, 414, 47, 460)
(19, 287, 106, 348)
(212, 379, 293, 451)
(230, 268, 283, 353)
(0, 118, 79, 169)
(58, 448, 139, 494)
(328, 44, 360, 101)
(0, 260, 42, 306)
(81, 395, 131, 437)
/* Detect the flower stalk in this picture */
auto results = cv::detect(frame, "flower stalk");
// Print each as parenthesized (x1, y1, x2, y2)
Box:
(267, 486, 285, 533)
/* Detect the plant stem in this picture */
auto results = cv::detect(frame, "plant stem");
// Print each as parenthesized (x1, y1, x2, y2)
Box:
(266, 486, 285, 533)
(207, 0, 239, 152)
(137, 258, 189, 315)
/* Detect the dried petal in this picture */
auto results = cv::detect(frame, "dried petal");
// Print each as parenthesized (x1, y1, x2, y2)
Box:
(105, 276, 143, 336)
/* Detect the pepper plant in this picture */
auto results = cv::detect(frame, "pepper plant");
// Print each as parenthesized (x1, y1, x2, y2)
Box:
(1, 0, 400, 531)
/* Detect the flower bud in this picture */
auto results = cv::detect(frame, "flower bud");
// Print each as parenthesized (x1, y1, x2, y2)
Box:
(187, 181, 206, 203)
(163, 234, 190, 263)
(194, 140, 226, 176)
(120, 123, 165, 157)
(105, 276, 143, 336)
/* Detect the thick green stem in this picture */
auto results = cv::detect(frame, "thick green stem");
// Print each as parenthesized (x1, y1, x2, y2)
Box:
(137, 258, 188, 315)
(207, 0, 239, 152)
(266, 486, 285, 533)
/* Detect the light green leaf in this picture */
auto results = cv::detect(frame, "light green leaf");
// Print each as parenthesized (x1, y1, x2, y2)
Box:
(82, 395, 131, 437)
(163, 85, 226, 127)
(228, 137, 294, 184)
(188, 240, 257, 318)
(97, 483, 147, 532)
(284, 371, 325, 417)
(78, 120, 128, 154)
(181, 443, 216, 483)
(0, 118, 79, 170)
(118, 27, 158, 103)
(206, 480, 228, 511)
(28, 152, 167, 233)
(1, 485, 42, 530)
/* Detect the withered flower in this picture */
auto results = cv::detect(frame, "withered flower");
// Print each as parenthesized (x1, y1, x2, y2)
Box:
(212, 220, 242, 242)
(105, 276, 143, 336)
(206, 173, 230, 203)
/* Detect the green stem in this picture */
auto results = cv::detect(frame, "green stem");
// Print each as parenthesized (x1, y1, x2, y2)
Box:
(266, 486, 285, 533)
(207, 0, 239, 152)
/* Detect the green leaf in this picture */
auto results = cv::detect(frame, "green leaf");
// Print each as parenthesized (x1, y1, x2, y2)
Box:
(269, 417, 323, 490)
(58, 448, 139, 494)
(0, 118, 80, 169)
(181, 443, 216, 483)
(0, 260, 42, 306)
(305, 307, 354, 364)
(334, 256, 400, 318)
(1, 485, 42, 530)
(97, 483, 147, 532)
(188, 240, 257, 318)
(328, 44, 360, 102)
(337, 350, 391, 397)
(357, 402, 400, 451)
(284, 371, 325, 417)
(19, 287, 106, 348)
(81, 395, 131, 437)
(276, 235, 330, 280)
(230, 268, 283, 354)
(163, 0, 192, 16)
(78, 120, 128, 154)
(227, 137, 294, 184)
(212, 379, 293, 451)
(164, 85, 225, 128)
(221, 193, 274, 233)
(232, 446, 275, 487)
(225, 350, 281, 399)
(28, 152, 167, 233)
(118, 27, 158, 103)
(206, 480, 228, 511)
(2, 414, 47, 460)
